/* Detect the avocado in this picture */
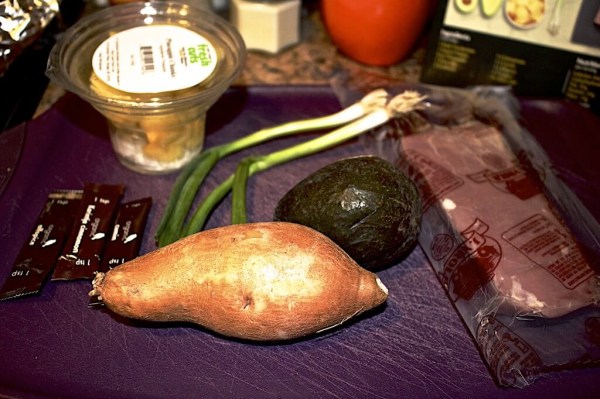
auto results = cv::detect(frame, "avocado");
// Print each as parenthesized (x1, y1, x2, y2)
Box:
(455, 0, 478, 14)
(274, 156, 422, 270)
(481, 0, 502, 17)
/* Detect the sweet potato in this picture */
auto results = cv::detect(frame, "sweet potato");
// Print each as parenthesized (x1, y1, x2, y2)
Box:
(90, 222, 388, 341)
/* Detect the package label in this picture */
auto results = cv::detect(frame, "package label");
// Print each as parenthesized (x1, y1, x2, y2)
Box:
(92, 25, 218, 93)
(421, 0, 600, 115)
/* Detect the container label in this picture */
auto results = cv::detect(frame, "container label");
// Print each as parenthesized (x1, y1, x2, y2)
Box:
(92, 25, 218, 93)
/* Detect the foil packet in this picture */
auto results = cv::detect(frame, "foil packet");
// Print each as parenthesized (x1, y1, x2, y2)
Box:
(0, 189, 82, 300)
(89, 197, 152, 306)
(0, 0, 59, 76)
(51, 183, 125, 281)
(97, 197, 152, 273)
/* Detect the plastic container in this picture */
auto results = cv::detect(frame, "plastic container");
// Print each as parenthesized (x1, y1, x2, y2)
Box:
(46, 1, 246, 174)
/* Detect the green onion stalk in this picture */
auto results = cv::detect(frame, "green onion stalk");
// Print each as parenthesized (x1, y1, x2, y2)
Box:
(181, 90, 427, 237)
(155, 89, 390, 247)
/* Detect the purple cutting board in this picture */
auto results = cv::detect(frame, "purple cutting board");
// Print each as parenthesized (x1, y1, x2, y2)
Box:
(1, 86, 599, 399)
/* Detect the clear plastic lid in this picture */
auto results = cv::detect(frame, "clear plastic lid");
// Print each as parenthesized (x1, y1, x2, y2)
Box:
(46, 1, 246, 111)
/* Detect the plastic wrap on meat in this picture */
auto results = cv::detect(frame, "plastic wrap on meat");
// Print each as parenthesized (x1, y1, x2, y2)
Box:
(329, 73, 600, 387)
(398, 122, 599, 318)
(394, 120, 600, 387)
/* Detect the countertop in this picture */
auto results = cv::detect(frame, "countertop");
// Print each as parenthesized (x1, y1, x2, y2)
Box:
(34, 2, 426, 117)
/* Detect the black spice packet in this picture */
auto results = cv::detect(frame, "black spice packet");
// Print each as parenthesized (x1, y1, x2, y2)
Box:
(51, 183, 125, 281)
(99, 197, 152, 272)
(89, 197, 152, 306)
(0, 190, 83, 300)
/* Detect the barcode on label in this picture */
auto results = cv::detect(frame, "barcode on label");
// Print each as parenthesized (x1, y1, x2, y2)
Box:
(140, 45, 155, 73)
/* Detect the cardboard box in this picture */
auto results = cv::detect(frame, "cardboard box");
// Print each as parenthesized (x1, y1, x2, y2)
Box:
(421, 0, 600, 115)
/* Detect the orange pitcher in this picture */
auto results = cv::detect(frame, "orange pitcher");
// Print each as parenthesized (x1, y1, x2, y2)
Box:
(321, 0, 436, 66)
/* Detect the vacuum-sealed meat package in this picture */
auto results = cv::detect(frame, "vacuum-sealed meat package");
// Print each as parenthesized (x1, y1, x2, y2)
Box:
(396, 122, 600, 387)
(398, 122, 599, 319)
(330, 74, 600, 388)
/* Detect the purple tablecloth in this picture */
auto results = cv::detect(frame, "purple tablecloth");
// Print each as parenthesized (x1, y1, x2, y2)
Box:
(0, 86, 599, 398)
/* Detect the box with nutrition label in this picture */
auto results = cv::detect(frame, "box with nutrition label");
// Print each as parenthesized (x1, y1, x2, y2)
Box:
(46, 1, 246, 174)
(421, 0, 600, 115)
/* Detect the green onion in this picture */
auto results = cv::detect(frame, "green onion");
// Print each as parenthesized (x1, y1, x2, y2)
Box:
(182, 90, 427, 236)
(155, 149, 220, 246)
(155, 89, 389, 247)
(230, 157, 253, 224)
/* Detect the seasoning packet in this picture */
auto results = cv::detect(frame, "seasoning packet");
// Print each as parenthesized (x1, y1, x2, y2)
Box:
(98, 197, 152, 272)
(0, 189, 82, 300)
(51, 183, 125, 281)
(89, 197, 152, 306)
